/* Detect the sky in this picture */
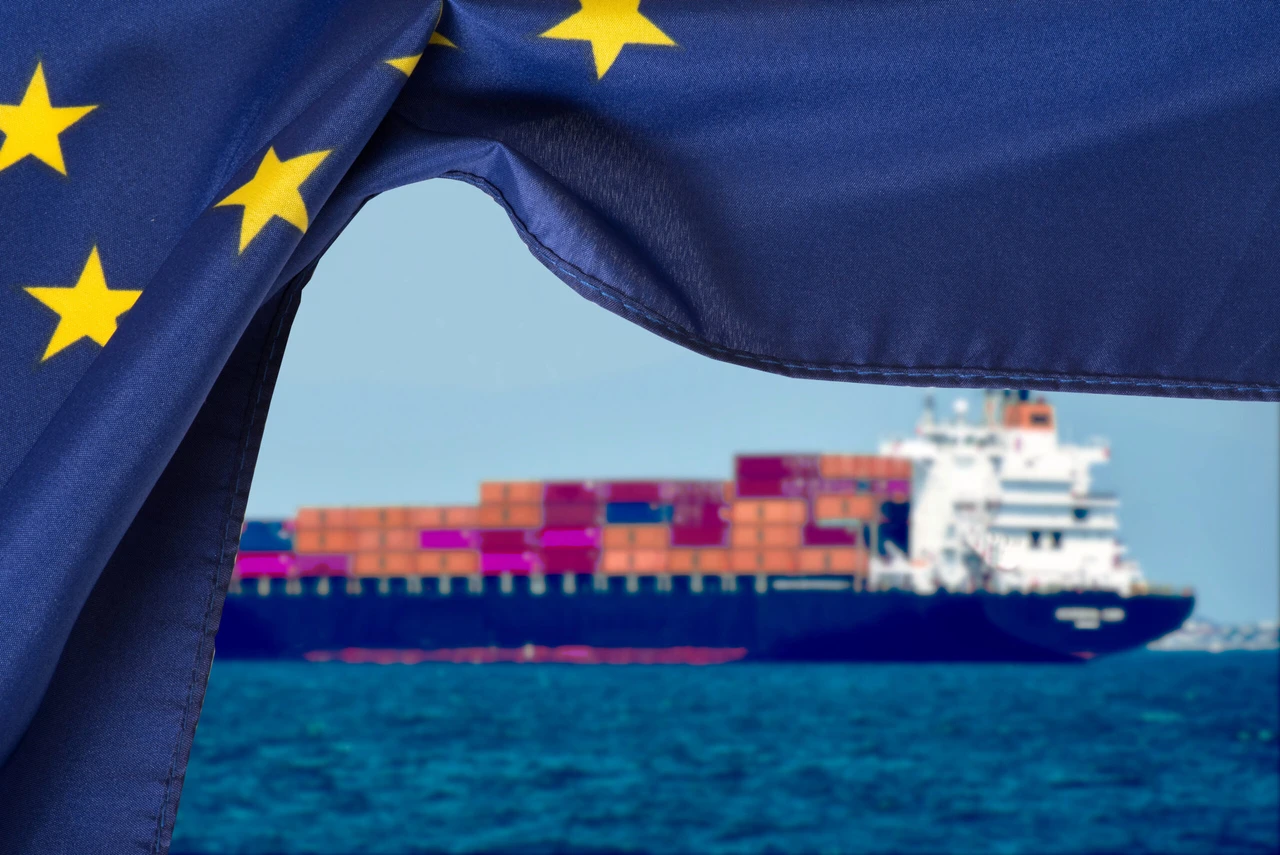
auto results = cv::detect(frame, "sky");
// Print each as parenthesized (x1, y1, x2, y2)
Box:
(248, 180, 1279, 624)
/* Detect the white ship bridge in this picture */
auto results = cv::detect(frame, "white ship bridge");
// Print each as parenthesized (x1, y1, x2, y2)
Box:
(876, 391, 1144, 595)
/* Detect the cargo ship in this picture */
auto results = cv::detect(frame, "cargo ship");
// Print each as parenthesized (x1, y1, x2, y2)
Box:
(221, 392, 1194, 663)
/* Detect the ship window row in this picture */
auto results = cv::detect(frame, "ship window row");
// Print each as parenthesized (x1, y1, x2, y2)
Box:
(1000, 480, 1072, 492)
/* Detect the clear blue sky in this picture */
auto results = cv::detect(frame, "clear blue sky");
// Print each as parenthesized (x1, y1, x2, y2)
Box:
(248, 181, 1279, 624)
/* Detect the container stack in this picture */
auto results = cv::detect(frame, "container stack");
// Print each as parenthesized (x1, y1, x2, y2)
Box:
(234, 453, 912, 580)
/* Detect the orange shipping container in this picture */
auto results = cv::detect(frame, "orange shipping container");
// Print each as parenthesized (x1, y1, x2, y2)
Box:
(408, 506, 480, 528)
(730, 525, 803, 548)
(414, 550, 478, 574)
(477, 504, 542, 528)
(353, 552, 413, 576)
(730, 549, 797, 573)
(730, 499, 807, 525)
(480, 481, 543, 504)
(814, 494, 878, 521)
(296, 508, 355, 530)
(350, 507, 411, 529)
(601, 549, 668, 573)
(602, 525, 670, 549)
(355, 528, 418, 551)
(798, 548, 868, 573)
(294, 529, 356, 553)
(668, 549, 730, 573)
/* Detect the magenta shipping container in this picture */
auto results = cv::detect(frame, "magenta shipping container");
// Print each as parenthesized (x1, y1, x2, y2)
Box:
(481, 552, 539, 574)
(604, 481, 666, 503)
(295, 554, 351, 576)
(476, 530, 534, 553)
(803, 525, 859, 547)
(542, 502, 599, 527)
(538, 527, 600, 548)
(541, 547, 599, 573)
(235, 552, 293, 577)
(542, 482, 600, 504)
(419, 530, 474, 550)
(734, 477, 809, 498)
(670, 524, 727, 547)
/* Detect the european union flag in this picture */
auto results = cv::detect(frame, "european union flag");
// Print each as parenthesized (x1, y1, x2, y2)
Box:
(1, 1, 1277, 849)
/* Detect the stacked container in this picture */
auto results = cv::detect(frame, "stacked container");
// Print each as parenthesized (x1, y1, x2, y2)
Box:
(235, 453, 911, 580)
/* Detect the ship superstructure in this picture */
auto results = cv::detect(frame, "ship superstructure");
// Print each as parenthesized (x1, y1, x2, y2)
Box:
(876, 391, 1142, 597)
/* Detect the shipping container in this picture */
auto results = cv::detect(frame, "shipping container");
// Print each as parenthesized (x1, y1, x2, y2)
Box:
(354, 552, 413, 576)
(295, 554, 350, 576)
(542, 502, 599, 527)
(730, 525, 804, 548)
(602, 525, 670, 549)
(476, 529, 534, 553)
(671, 500, 726, 527)
(356, 528, 418, 551)
(541, 547, 599, 573)
(667, 548, 730, 573)
(814, 494, 878, 522)
(735, 454, 820, 480)
(729, 549, 797, 573)
(239, 520, 293, 553)
(538, 527, 600, 548)
(603, 481, 666, 503)
(669, 481, 726, 503)
(350, 507, 410, 528)
(477, 504, 542, 528)
(730, 499, 807, 525)
(419, 529, 475, 550)
(802, 524, 858, 546)
(819, 455, 911, 480)
(415, 550, 479, 574)
(410, 506, 480, 528)
(543, 482, 600, 504)
(480, 481, 543, 504)
(734, 477, 810, 498)
(295, 508, 353, 530)
(601, 549, 669, 573)
(293, 529, 356, 553)
(797, 548, 868, 574)
(669, 523, 727, 547)
(604, 502, 674, 524)
(234, 551, 293, 578)
(481, 551, 539, 574)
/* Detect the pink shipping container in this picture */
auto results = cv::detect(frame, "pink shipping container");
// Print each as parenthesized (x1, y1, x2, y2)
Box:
(481, 552, 540, 573)
(885, 479, 911, 495)
(295, 554, 350, 576)
(235, 552, 293, 577)
(672, 500, 726, 527)
(541, 547, 599, 573)
(539, 527, 601, 548)
(543, 482, 601, 504)
(419, 529, 475, 549)
(543, 502, 599, 527)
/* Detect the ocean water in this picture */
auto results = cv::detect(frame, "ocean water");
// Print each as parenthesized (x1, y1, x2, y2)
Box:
(173, 653, 1278, 854)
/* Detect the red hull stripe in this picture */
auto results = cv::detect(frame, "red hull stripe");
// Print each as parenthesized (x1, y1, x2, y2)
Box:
(303, 646, 749, 665)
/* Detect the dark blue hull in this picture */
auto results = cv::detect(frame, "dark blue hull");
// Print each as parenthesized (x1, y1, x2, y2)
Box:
(216, 574, 1194, 663)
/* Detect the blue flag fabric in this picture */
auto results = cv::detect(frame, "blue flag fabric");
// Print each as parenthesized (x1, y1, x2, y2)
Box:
(0, 0, 1278, 849)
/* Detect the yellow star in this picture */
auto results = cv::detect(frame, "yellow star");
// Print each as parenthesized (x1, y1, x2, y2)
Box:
(540, 0, 675, 79)
(429, 30, 457, 48)
(214, 146, 330, 253)
(24, 247, 141, 362)
(385, 54, 423, 76)
(0, 62, 97, 174)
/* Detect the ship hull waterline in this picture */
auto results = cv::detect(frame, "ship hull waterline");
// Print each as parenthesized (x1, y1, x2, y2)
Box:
(216, 575, 1194, 664)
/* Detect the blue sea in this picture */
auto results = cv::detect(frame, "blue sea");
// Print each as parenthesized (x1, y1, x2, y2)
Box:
(173, 652, 1278, 854)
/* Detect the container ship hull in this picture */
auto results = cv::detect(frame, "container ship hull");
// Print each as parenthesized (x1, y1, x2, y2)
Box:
(216, 576, 1193, 664)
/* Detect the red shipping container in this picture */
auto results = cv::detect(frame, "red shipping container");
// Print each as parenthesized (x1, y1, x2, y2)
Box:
(735, 477, 808, 498)
(543, 482, 600, 504)
(736, 455, 820, 480)
(538, 527, 600, 548)
(541, 547, 599, 573)
(476, 529, 534, 553)
(605, 481, 665, 503)
(803, 524, 858, 546)
(670, 524, 727, 547)
(543, 502, 600, 527)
